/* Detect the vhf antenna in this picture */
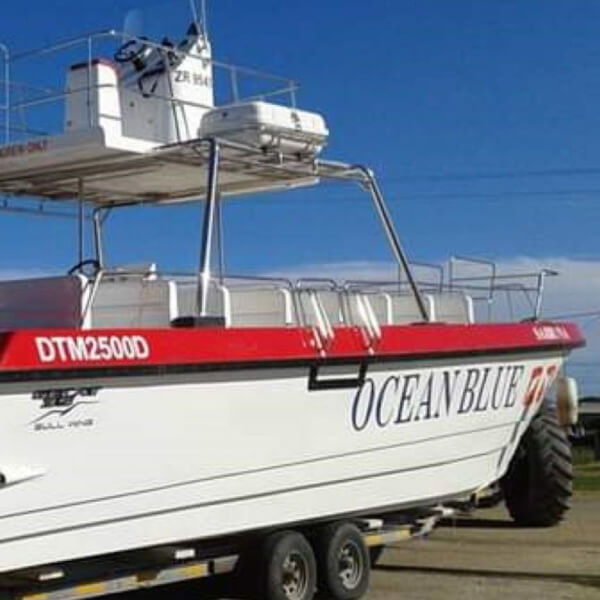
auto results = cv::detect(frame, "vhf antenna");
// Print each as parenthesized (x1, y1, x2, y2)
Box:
(189, 0, 208, 37)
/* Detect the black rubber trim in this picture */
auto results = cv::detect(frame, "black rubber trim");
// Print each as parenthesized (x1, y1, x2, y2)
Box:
(308, 363, 367, 391)
(171, 316, 227, 328)
(0, 341, 581, 386)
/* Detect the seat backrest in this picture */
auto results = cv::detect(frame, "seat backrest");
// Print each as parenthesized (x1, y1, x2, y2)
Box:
(388, 291, 429, 324)
(226, 286, 295, 327)
(430, 292, 474, 324)
(171, 281, 226, 321)
(297, 290, 343, 326)
(296, 289, 329, 332)
(296, 288, 344, 340)
(315, 290, 344, 326)
(0, 275, 86, 330)
(362, 292, 391, 326)
(344, 292, 378, 328)
(90, 277, 171, 328)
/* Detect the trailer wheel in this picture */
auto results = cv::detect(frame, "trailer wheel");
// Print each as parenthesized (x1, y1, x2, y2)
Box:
(501, 405, 573, 527)
(317, 522, 370, 600)
(262, 531, 317, 600)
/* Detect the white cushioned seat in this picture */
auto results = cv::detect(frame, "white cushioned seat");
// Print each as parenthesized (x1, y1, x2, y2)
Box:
(429, 292, 474, 324)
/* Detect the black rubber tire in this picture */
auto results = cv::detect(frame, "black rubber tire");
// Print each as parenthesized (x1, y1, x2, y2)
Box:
(262, 530, 317, 600)
(501, 405, 573, 527)
(316, 522, 371, 600)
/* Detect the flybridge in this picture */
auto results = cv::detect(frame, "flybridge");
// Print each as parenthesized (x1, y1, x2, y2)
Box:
(0, 22, 429, 323)
(0, 27, 332, 205)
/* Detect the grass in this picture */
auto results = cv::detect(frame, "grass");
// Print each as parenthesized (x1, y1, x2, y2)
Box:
(573, 446, 600, 492)
(574, 463, 600, 492)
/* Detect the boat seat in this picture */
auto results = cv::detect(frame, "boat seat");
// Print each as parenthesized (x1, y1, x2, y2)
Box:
(429, 292, 474, 324)
(223, 286, 296, 327)
(89, 277, 172, 328)
(297, 289, 344, 330)
(319, 290, 344, 325)
(170, 281, 226, 322)
(168, 282, 295, 328)
(344, 292, 381, 329)
(0, 275, 87, 330)
(361, 292, 392, 326)
(313, 290, 344, 326)
(388, 291, 431, 324)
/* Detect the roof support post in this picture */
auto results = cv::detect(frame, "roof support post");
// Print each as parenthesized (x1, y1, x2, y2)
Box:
(77, 178, 85, 264)
(93, 207, 106, 269)
(217, 190, 225, 285)
(198, 138, 221, 317)
(354, 165, 430, 322)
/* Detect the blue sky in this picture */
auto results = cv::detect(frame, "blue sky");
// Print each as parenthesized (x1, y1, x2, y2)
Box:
(0, 0, 599, 389)
(0, 0, 599, 272)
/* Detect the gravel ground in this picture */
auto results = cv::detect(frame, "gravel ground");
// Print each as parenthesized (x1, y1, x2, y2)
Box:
(369, 491, 600, 600)
(131, 490, 600, 600)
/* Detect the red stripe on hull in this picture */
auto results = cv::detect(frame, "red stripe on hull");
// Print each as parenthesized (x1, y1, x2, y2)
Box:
(0, 322, 584, 373)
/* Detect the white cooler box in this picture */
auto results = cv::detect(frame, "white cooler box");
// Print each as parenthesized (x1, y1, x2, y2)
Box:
(200, 101, 329, 156)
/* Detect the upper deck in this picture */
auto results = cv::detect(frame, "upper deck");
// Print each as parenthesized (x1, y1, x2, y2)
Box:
(0, 133, 360, 205)
(0, 28, 343, 205)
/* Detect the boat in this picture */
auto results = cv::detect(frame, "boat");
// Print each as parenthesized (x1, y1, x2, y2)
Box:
(0, 8, 584, 585)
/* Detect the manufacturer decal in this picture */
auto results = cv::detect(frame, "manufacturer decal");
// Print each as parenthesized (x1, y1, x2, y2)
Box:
(30, 388, 99, 432)
(35, 335, 150, 364)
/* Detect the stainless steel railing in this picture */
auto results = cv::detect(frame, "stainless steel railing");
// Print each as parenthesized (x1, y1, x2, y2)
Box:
(0, 42, 9, 144)
(0, 29, 299, 143)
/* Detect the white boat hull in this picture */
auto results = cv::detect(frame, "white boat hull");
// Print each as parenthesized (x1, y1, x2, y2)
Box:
(0, 349, 564, 572)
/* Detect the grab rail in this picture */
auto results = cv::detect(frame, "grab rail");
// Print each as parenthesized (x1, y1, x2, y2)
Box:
(0, 30, 299, 143)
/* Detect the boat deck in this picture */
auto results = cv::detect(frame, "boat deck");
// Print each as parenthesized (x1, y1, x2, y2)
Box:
(0, 136, 362, 205)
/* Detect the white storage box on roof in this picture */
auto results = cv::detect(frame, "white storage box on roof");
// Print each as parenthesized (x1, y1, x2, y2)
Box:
(200, 101, 329, 156)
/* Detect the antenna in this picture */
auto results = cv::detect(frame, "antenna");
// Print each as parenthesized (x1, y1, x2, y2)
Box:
(201, 0, 208, 36)
(123, 8, 144, 40)
(189, 0, 208, 36)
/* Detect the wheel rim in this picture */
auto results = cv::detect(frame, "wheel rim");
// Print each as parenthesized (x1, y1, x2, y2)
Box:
(337, 540, 364, 590)
(281, 551, 309, 600)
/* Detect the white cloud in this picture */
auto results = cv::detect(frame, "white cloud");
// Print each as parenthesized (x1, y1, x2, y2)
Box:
(494, 257, 600, 396)
(266, 256, 600, 318)
(265, 260, 398, 282)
